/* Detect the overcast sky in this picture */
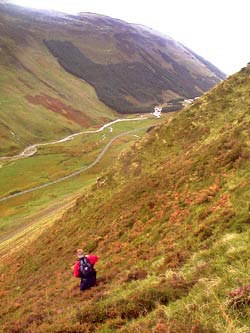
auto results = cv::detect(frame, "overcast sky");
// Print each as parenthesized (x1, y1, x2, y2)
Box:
(9, 0, 250, 75)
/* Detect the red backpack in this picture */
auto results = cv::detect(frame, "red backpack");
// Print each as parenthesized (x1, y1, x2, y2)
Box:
(86, 254, 99, 265)
(73, 260, 81, 277)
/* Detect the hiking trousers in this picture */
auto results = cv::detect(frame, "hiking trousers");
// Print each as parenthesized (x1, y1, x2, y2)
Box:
(80, 270, 96, 291)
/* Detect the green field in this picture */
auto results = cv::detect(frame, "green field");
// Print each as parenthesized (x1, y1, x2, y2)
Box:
(0, 116, 165, 240)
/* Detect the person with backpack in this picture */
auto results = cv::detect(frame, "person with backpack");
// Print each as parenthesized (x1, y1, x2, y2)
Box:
(73, 249, 99, 291)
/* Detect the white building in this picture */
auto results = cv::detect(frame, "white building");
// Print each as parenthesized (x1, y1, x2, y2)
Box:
(153, 106, 162, 118)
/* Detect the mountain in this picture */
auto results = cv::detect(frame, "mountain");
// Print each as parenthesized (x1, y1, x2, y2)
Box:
(42, 15, 225, 113)
(0, 64, 249, 332)
(0, 3, 116, 156)
(0, 2, 225, 155)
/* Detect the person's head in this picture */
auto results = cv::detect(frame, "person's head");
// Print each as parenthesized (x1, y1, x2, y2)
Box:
(76, 249, 84, 258)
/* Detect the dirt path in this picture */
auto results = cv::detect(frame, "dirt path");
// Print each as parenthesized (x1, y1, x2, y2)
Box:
(0, 196, 78, 246)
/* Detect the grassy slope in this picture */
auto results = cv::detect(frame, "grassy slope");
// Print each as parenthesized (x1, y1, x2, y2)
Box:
(1, 67, 250, 332)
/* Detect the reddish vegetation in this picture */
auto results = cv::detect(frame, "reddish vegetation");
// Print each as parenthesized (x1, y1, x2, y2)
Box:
(227, 285, 250, 309)
(26, 94, 90, 126)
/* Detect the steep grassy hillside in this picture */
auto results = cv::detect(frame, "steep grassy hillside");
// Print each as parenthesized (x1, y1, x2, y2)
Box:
(0, 3, 225, 155)
(0, 65, 249, 332)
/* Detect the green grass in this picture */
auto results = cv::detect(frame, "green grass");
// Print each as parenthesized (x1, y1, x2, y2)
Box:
(0, 117, 159, 198)
(0, 116, 162, 237)
(163, 230, 250, 333)
(0, 34, 116, 155)
(0, 67, 250, 332)
(107, 231, 250, 333)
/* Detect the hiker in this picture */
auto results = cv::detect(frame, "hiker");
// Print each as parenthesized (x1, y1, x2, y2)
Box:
(74, 249, 99, 291)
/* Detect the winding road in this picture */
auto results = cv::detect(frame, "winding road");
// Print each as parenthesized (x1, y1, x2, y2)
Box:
(0, 118, 149, 203)
(0, 117, 147, 162)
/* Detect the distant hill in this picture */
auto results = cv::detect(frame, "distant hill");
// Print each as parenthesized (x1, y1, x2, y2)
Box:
(0, 3, 225, 155)
(42, 12, 226, 113)
(43, 14, 225, 114)
(1, 63, 250, 332)
(0, 4, 116, 156)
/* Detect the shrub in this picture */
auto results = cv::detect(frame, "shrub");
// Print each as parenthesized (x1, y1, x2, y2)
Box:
(227, 285, 250, 310)
(76, 283, 169, 326)
(124, 269, 148, 282)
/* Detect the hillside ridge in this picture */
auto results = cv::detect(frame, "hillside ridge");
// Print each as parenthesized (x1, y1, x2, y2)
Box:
(0, 65, 250, 332)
